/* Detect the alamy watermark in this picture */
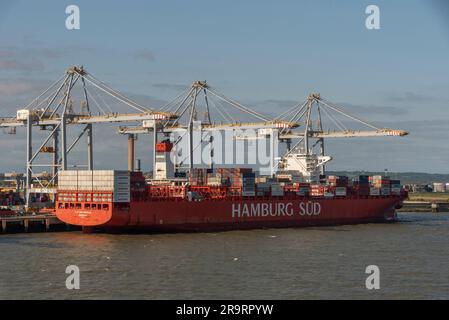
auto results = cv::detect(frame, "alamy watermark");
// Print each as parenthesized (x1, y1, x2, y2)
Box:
(365, 265, 380, 290)
(365, 5, 380, 30)
(66, 5, 80, 30)
(65, 265, 80, 290)
(65, 5, 379, 31)
(168, 126, 279, 174)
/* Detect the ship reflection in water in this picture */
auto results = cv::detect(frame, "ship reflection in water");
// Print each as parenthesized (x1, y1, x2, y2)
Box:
(0, 212, 448, 300)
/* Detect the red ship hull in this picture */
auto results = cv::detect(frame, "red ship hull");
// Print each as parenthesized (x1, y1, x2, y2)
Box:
(56, 196, 404, 233)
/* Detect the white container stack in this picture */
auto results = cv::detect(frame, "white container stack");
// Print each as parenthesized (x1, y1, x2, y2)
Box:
(58, 170, 130, 203)
(58, 170, 78, 190)
(433, 183, 446, 193)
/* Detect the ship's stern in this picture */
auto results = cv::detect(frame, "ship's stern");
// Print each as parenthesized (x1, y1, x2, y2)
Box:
(55, 200, 113, 227)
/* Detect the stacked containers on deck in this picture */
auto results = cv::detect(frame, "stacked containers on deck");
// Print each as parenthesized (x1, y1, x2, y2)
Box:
(297, 183, 311, 196)
(256, 182, 271, 196)
(319, 175, 327, 185)
(206, 172, 231, 187)
(291, 174, 302, 184)
(189, 168, 208, 186)
(206, 174, 221, 186)
(58, 170, 78, 191)
(255, 176, 276, 196)
(217, 168, 253, 185)
(371, 175, 391, 195)
(335, 187, 347, 197)
(216, 168, 254, 196)
(275, 173, 292, 183)
(433, 183, 446, 193)
(270, 183, 284, 197)
(276, 172, 302, 184)
(58, 170, 130, 203)
(310, 185, 326, 196)
(240, 172, 256, 197)
(353, 175, 370, 196)
(327, 176, 349, 187)
(327, 176, 348, 197)
(390, 179, 402, 196)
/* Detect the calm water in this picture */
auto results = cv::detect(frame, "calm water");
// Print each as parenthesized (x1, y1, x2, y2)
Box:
(1, 212, 449, 300)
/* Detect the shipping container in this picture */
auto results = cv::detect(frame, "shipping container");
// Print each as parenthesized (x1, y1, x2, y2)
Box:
(58, 170, 130, 202)
(433, 183, 446, 193)
(335, 187, 347, 197)
(310, 185, 326, 196)
(270, 183, 284, 196)
(327, 175, 349, 187)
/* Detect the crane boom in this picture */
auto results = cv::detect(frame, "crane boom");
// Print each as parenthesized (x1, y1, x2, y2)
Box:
(279, 129, 408, 139)
(0, 112, 177, 128)
(117, 120, 299, 134)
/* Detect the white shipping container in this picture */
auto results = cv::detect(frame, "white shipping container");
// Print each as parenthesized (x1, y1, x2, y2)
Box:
(433, 183, 446, 193)
(57, 170, 130, 202)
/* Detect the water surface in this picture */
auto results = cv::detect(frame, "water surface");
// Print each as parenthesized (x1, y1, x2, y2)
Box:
(1, 212, 448, 299)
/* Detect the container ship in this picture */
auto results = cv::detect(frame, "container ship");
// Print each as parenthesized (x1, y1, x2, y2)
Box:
(55, 141, 407, 233)
(52, 85, 408, 233)
(0, 67, 409, 233)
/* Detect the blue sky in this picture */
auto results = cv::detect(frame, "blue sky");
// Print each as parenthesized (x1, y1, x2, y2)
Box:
(0, 0, 448, 173)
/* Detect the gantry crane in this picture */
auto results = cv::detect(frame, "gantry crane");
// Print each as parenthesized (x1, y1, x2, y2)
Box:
(0, 65, 409, 204)
(0, 66, 177, 206)
(270, 93, 408, 182)
(118, 83, 408, 182)
(118, 80, 299, 176)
